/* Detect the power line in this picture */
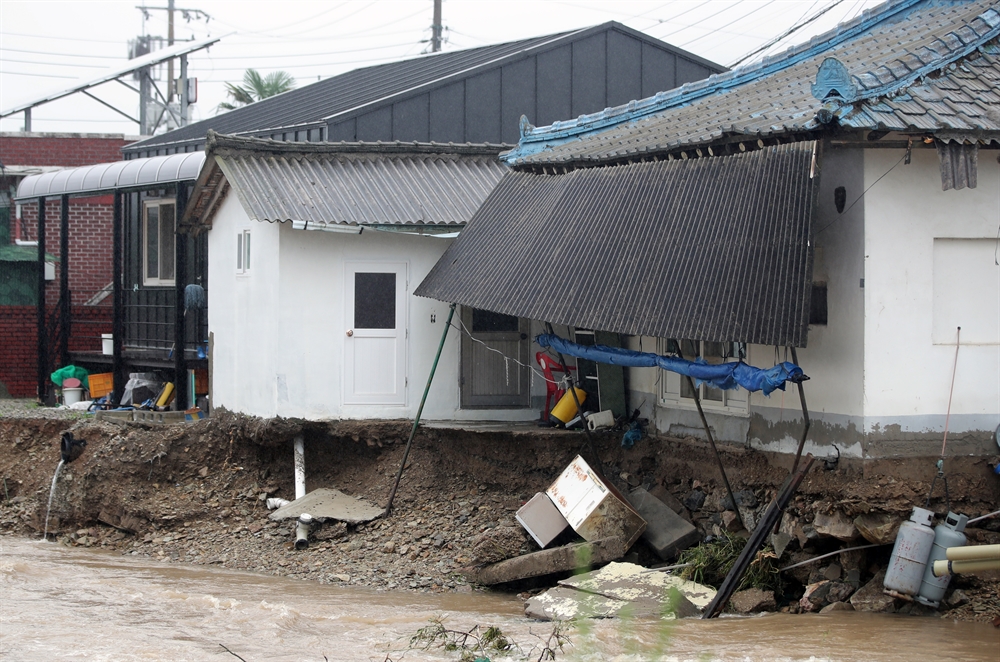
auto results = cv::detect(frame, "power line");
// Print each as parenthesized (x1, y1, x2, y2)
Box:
(0, 69, 78, 79)
(729, 0, 846, 67)
(0, 30, 122, 43)
(0, 57, 111, 69)
(0, 46, 121, 59)
(676, 0, 779, 49)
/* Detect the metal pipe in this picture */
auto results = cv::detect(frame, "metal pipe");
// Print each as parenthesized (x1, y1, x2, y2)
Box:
(36, 196, 47, 404)
(384, 303, 455, 515)
(293, 435, 306, 500)
(59, 194, 70, 369)
(968, 509, 1000, 524)
(547, 322, 599, 467)
(789, 346, 811, 474)
(173, 184, 189, 410)
(112, 192, 124, 400)
(684, 373, 745, 531)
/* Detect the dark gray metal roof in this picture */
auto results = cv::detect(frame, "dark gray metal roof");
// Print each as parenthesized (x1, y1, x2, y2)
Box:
(14, 151, 206, 200)
(184, 133, 508, 231)
(416, 142, 817, 347)
(505, 0, 1000, 166)
(124, 22, 724, 158)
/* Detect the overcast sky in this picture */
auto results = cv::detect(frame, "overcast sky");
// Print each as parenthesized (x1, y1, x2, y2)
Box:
(0, 0, 883, 136)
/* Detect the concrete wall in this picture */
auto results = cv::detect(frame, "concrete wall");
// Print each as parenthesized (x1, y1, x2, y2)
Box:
(860, 146, 999, 457)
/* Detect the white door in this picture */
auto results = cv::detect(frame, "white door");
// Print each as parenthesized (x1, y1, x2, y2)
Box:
(344, 262, 407, 405)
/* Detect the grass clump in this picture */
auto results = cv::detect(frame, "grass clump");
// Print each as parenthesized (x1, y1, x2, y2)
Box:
(676, 532, 782, 593)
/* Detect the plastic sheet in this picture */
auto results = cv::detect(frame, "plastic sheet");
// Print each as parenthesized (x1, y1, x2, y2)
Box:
(536, 334, 806, 396)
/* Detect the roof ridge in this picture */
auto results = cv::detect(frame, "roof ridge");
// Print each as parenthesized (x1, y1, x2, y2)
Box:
(512, 0, 926, 149)
(206, 130, 511, 157)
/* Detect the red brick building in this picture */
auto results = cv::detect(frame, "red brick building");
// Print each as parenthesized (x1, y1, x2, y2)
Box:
(1, 132, 137, 398)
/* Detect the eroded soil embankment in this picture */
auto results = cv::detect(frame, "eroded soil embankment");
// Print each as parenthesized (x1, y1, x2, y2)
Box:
(0, 411, 997, 622)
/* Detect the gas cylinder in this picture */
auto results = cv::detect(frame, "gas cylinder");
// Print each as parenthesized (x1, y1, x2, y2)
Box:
(548, 387, 587, 425)
(883, 506, 935, 597)
(916, 511, 968, 607)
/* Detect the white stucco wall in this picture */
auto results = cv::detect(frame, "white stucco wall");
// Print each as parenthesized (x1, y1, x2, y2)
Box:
(208, 194, 282, 417)
(209, 209, 542, 422)
(861, 146, 1000, 452)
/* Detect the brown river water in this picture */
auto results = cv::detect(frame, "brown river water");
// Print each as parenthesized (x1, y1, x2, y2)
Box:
(2, 537, 997, 661)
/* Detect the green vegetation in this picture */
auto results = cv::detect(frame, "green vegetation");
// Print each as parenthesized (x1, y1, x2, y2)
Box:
(393, 618, 568, 661)
(677, 532, 783, 593)
(217, 69, 296, 112)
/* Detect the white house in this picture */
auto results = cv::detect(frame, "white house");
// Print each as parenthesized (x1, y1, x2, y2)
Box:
(416, 0, 1000, 460)
(182, 134, 564, 422)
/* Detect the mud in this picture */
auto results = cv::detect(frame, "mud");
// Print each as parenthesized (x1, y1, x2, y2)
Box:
(1, 403, 997, 624)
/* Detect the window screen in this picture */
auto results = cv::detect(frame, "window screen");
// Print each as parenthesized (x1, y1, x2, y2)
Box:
(355, 272, 396, 329)
(471, 309, 519, 333)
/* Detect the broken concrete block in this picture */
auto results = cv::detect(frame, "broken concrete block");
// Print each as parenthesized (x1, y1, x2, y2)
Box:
(721, 510, 744, 532)
(515, 492, 569, 548)
(728, 588, 776, 613)
(812, 511, 860, 541)
(849, 570, 898, 613)
(854, 512, 902, 545)
(268, 488, 382, 524)
(525, 562, 712, 621)
(462, 537, 624, 586)
(626, 487, 700, 560)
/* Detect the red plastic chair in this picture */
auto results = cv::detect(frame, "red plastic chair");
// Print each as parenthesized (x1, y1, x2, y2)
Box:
(536, 351, 576, 420)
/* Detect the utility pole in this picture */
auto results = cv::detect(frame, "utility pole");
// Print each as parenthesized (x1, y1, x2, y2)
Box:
(431, 0, 442, 52)
(167, 0, 175, 101)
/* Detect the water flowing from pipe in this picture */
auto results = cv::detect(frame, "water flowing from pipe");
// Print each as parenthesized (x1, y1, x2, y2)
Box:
(43, 459, 65, 541)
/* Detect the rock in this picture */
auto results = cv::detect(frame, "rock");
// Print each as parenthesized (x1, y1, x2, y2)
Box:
(684, 490, 706, 512)
(849, 570, 898, 613)
(854, 513, 902, 545)
(801, 580, 854, 611)
(721, 489, 758, 511)
(779, 510, 807, 547)
(770, 531, 793, 558)
(944, 589, 969, 608)
(786, 551, 817, 585)
(721, 510, 744, 532)
(729, 588, 776, 613)
(812, 511, 859, 541)
(822, 563, 842, 581)
(470, 525, 527, 564)
(819, 601, 855, 614)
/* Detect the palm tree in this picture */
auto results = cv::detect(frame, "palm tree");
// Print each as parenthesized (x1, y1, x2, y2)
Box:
(217, 69, 296, 112)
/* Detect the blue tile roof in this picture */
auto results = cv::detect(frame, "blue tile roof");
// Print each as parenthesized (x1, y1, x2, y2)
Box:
(505, 0, 1000, 166)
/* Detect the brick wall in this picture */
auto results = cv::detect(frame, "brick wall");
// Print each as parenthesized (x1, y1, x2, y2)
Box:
(0, 133, 135, 167)
(0, 304, 112, 398)
(17, 197, 113, 305)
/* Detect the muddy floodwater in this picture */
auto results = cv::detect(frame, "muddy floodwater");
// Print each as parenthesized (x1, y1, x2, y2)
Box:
(2, 537, 997, 661)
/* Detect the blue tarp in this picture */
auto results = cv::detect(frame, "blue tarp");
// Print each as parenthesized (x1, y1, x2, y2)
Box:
(536, 334, 806, 396)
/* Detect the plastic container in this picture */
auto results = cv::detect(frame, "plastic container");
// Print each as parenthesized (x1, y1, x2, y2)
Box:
(88, 373, 113, 399)
(102, 333, 113, 355)
(63, 387, 84, 406)
(586, 409, 616, 430)
(883, 506, 935, 597)
(549, 387, 586, 425)
(916, 511, 968, 607)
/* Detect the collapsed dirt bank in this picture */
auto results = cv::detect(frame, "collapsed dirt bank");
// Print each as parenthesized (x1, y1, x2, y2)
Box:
(1, 403, 997, 623)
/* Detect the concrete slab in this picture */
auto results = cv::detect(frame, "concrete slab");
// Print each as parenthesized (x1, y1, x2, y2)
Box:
(462, 537, 625, 585)
(626, 487, 700, 560)
(524, 562, 714, 621)
(268, 488, 382, 524)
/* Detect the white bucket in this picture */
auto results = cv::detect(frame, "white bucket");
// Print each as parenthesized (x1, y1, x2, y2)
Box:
(63, 387, 84, 406)
(102, 333, 113, 355)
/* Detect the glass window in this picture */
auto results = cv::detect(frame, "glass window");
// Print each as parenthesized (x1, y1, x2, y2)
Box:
(354, 272, 396, 329)
(143, 200, 175, 285)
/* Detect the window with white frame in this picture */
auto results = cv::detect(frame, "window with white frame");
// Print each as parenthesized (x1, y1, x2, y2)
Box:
(143, 200, 176, 286)
(657, 338, 749, 413)
(236, 229, 251, 274)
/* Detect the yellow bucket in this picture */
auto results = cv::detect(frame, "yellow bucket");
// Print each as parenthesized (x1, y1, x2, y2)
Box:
(549, 387, 587, 425)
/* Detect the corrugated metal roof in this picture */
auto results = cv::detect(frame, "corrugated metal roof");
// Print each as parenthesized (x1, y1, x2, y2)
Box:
(125, 22, 719, 156)
(415, 142, 817, 347)
(505, 0, 1000, 166)
(186, 133, 508, 230)
(14, 152, 206, 200)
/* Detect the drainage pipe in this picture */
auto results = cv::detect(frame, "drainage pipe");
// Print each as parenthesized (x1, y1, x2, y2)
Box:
(946, 544, 1000, 562)
(295, 513, 313, 550)
(293, 435, 306, 500)
(932, 558, 1000, 577)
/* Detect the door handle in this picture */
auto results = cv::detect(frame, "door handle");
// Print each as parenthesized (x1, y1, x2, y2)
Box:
(346, 329, 354, 337)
